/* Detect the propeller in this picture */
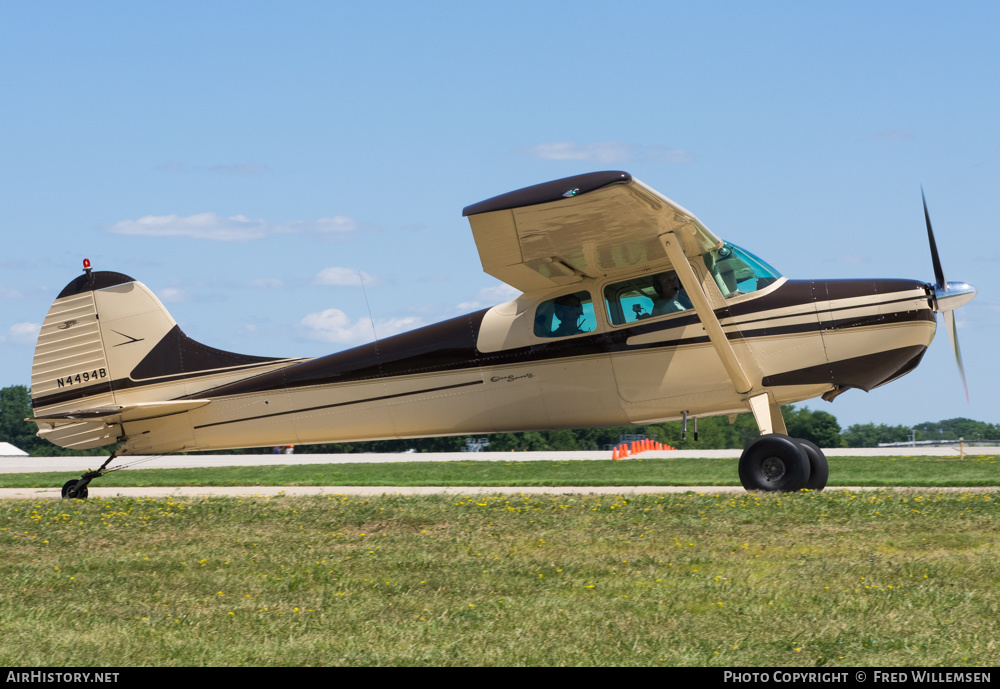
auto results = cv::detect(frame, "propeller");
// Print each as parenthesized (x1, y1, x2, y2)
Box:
(922, 188, 977, 401)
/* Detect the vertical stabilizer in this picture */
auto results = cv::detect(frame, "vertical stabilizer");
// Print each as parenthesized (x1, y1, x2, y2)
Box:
(30, 270, 177, 449)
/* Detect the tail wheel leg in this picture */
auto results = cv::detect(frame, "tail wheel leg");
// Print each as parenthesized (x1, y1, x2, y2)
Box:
(60, 451, 118, 500)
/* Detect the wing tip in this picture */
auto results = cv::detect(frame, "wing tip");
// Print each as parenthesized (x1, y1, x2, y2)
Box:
(462, 170, 632, 217)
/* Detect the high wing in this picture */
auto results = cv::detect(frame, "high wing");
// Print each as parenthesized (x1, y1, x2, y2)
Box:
(463, 171, 722, 292)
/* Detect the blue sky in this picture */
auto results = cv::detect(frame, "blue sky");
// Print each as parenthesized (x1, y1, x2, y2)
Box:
(1, 1, 997, 431)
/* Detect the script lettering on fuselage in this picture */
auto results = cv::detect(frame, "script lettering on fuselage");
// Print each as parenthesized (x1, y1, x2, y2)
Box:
(55, 368, 107, 388)
(490, 373, 535, 383)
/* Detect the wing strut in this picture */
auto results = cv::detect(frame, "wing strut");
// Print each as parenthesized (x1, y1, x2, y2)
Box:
(659, 232, 788, 436)
(659, 233, 753, 394)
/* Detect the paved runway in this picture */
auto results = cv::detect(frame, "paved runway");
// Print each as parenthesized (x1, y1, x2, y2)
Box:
(2, 446, 997, 474)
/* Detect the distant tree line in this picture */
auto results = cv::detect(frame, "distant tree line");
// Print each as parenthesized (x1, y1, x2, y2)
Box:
(2, 384, 997, 457)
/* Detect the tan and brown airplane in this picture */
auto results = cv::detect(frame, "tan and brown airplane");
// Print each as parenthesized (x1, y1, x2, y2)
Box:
(28, 171, 976, 498)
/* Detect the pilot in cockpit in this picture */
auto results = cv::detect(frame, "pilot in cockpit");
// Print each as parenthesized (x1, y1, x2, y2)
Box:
(650, 271, 691, 316)
(551, 294, 585, 336)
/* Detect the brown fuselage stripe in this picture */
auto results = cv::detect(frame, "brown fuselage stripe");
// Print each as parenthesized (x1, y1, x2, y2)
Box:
(191, 379, 484, 430)
(199, 302, 934, 396)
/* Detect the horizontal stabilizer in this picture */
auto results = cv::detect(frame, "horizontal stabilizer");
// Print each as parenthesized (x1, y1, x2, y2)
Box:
(29, 400, 211, 425)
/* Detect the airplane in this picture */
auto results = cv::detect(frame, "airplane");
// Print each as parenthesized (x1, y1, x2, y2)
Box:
(27, 171, 977, 499)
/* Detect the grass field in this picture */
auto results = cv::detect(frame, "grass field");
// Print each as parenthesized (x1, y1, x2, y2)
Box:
(1, 489, 997, 666)
(2, 454, 999, 489)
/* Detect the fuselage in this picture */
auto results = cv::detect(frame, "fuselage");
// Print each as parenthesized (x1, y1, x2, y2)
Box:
(111, 275, 935, 455)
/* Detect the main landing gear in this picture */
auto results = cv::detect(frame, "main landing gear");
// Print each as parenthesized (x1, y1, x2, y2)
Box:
(60, 451, 118, 500)
(738, 434, 829, 492)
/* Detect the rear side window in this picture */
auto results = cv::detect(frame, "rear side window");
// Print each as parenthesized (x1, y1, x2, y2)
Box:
(603, 271, 692, 326)
(533, 291, 596, 338)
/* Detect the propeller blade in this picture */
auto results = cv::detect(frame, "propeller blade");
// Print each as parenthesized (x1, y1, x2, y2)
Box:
(942, 310, 969, 403)
(922, 187, 946, 289)
(921, 188, 974, 402)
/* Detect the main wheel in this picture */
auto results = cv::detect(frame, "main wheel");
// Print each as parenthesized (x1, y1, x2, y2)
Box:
(795, 439, 829, 491)
(61, 479, 88, 500)
(739, 434, 811, 492)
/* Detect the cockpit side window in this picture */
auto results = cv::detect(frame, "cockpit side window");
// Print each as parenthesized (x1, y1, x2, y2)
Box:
(703, 243, 782, 299)
(533, 290, 596, 338)
(603, 271, 692, 326)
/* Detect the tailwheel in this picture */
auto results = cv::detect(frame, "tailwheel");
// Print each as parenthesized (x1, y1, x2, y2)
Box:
(61, 479, 89, 500)
(738, 433, 811, 492)
(795, 438, 829, 491)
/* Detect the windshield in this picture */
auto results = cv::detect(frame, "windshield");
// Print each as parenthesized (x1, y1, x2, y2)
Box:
(703, 243, 781, 299)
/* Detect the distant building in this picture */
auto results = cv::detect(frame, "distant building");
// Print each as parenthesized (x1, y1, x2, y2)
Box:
(0, 442, 28, 456)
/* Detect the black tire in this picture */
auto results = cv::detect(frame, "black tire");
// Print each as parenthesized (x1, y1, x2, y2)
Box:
(61, 479, 88, 500)
(739, 434, 811, 492)
(795, 439, 829, 491)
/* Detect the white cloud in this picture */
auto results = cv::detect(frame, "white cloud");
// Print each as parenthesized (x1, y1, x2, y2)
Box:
(158, 288, 188, 303)
(516, 141, 694, 164)
(479, 283, 520, 301)
(275, 216, 375, 239)
(299, 309, 423, 344)
(209, 163, 268, 176)
(0, 287, 22, 299)
(457, 282, 520, 311)
(373, 317, 423, 339)
(314, 267, 378, 287)
(251, 278, 284, 289)
(8, 322, 40, 344)
(644, 147, 697, 163)
(520, 141, 632, 162)
(108, 212, 269, 241)
(107, 213, 372, 242)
